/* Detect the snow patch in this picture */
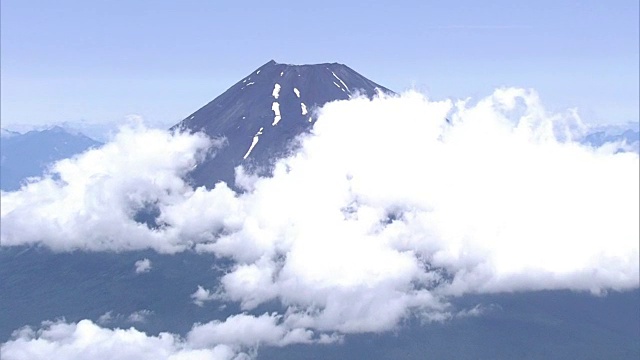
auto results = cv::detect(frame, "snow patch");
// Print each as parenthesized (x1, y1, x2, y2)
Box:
(243, 127, 264, 159)
(294, 88, 301, 98)
(256, 70, 260, 74)
(272, 83, 281, 99)
(333, 82, 341, 89)
(280, 71, 284, 76)
(301, 103, 308, 116)
(271, 102, 282, 126)
(331, 71, 350, 92)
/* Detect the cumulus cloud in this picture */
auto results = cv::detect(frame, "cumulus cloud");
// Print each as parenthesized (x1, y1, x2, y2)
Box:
(0, 123, 221, 253)
(187, 313, 318, 348)
(194, 88, 638, 333)
(1, 320, 247, 360)
(134, 258, 152, 274)
(1, 314, 337, 360)
(191, 285, 219, 307)
(1, 88, 638, 353)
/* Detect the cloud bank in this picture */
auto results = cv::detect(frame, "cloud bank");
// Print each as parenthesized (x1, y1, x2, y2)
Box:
(2, 88, 638, 355)
(0, 123, 218, 252)
(1, 312, 341, 360)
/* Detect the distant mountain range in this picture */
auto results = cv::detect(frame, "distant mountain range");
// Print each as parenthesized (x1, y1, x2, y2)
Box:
(0, 126, 101, 191)
(581, 125, 639, 153)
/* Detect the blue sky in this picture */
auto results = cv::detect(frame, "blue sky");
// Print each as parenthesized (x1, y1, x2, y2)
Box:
(1, 0, 638, 128)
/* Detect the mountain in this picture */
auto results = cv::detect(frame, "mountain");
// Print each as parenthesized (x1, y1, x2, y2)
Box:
(582, 124, 639, 153)
(0, 126, 101, 191)
(1, 128, 20, 138)
(172, 60, 394, 188)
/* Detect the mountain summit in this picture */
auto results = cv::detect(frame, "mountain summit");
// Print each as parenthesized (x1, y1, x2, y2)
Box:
(172, 60, 393, 188)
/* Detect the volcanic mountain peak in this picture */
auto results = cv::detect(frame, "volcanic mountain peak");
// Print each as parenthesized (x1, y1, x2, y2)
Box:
(173, 60, 393, 188)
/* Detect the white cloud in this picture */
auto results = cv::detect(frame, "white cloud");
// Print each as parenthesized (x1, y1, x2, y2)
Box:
(97, 311, 115, 325)
(1, 88, 638, 352)
(0, 123, 222, 253)
(0, 320, 244, 360)
(96, 310, 154, 325)
(187, 313, 315, 348)
(454, 303, 501, 319)
(199, 88, 638, 333)
(134, 258, 152, 274)
(191, 285, 219, 307)
(127, 310, 153, 323)
(1, 314, 334, 360)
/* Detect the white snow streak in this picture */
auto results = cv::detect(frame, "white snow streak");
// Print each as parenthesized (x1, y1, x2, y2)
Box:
(272, 84, 281, 99)
(243, 127, 264, 159)
(301, 103, 308, 115)
(271, 102, 281, 126)
(280, 71, 284, 76)
(293, 88, 301, 98)
(331, 71, 350, 92)
(333, 82, 341, 89)
(256, 70, 261, 74)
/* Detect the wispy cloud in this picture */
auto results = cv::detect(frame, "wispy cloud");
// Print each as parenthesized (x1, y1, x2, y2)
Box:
(96, 310, 153, 325)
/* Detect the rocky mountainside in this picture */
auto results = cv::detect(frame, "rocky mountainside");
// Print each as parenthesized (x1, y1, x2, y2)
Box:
(172, 60, 393, 188)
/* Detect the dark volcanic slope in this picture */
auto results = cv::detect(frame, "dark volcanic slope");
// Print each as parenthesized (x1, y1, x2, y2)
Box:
(172, 60, 393, 188)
